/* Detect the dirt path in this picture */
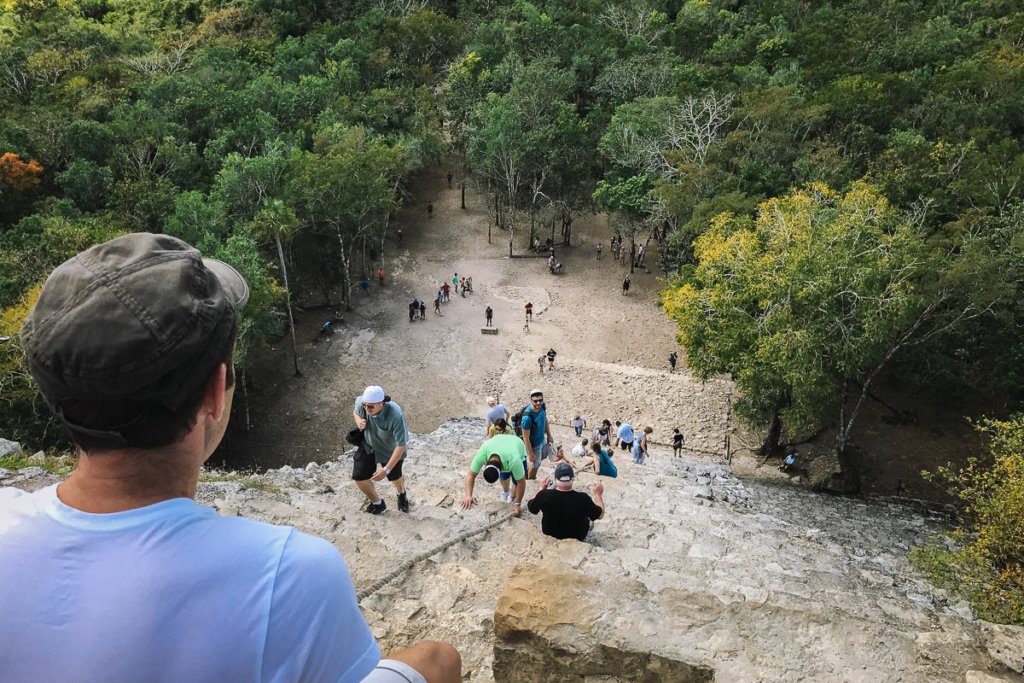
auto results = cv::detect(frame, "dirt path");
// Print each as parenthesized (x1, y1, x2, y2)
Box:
(218, 166, 732, 469)
(217, 165, 974, 503)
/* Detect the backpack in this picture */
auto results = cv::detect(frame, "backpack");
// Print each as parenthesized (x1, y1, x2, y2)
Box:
(511, 405, 528, 437)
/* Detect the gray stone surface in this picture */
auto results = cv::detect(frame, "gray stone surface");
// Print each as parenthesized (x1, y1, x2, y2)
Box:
(1, 419, 1016, 681)
(0, 438, 22, 457)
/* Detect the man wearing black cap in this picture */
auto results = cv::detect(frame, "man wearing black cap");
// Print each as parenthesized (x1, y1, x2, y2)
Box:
(461, 433, 528, 515)
(527, 462, 605, 541)
(0, 234, 460, 683)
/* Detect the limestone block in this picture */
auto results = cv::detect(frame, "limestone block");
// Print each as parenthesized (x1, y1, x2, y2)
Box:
(981, 623, 1024, 674)
(0, 438, 22, 457)
(493, 562, 714, 683)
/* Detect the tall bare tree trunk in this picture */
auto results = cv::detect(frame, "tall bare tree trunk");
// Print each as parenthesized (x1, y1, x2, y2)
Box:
(275, 233, 301, 377)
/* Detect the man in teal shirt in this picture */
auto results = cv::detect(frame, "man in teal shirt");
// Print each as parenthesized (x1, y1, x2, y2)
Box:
(353, 385, 410, 514)
(460, 434, 528, 515)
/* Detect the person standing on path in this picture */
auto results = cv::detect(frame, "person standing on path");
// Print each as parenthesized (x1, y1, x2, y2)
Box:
(377, 266, 385, 286)
(521, 389, 554, 480)
(571, 415, 586, 438)
(622, 276, 630, 295)
(353, 385, 411, 514)
(409, 299, 417, 322)
(434, 295, 442, 316)
(460, 433, 528, 514)
(525, 301, 533, 322)
(452, 273, 459, 294)
(485, 305, 493, 327)
(427, 201, 433, 218)
(419, 299, 426, 320)
(668, 351, 677, 372)
(546, 348, 557, 370)
(397, 227, 403, 246)
(485, 397, 509, 436)
(4, 233, 461, 683)
(360, 278, 370, 295)
(537, 354, 546, 374)
(596, 242, 603, 259)
(528, 464, 605, 541)
(447, 171, 453, 188)
(672, 428, 684, 457)
(442, 282, 450, 302)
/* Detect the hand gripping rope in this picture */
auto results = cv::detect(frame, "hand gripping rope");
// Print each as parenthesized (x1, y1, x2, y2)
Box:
(356, 510, 518, 601)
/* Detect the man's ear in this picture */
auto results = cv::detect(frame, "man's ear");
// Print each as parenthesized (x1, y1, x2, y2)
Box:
(203, 363, 229, 423)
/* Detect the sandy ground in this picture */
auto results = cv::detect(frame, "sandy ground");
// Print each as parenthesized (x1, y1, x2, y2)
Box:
(217, 165, 976, 501)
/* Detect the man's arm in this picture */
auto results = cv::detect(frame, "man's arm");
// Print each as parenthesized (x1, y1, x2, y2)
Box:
(461, 470, 478, 509)
(522, 427, 537, 467)
(526, 480, 548, 515)
(352, 404, 367, 430)
(591, 482, 605, 520)
(370, 444, 406, 482)
(511, 478, 526, 516)
(545, 418, 553, 444)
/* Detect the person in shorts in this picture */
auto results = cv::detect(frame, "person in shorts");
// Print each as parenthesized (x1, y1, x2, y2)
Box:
(525, 302, 533, 322)
(352, 385, 411, 514)
(460, 433, 528, 514)
(615, 420, 634, 453)
(673, 428, 684, 457)
(1, 233, 460, 683)
(521, 388, 554, 480)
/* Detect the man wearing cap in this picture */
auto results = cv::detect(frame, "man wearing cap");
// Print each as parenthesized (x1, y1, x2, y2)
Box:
(527, 463, 606, 542)
(460, 433, 528, 514)
(484, 396, 509, 437)
(521, 388, 554, 480)
(0, 233, 461, 683)
(353, 385, 410, 514)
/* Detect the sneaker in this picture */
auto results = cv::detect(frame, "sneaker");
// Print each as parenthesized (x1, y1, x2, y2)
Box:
(500, 491, 512, 503)
(364, 500, 387, 515)
(397, 492, 410, 513)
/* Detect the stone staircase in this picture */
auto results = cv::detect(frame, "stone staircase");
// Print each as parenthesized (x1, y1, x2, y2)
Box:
(6, 418, 1019, 681)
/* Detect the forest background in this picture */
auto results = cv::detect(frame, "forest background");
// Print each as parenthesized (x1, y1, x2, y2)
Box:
(0, 0, 1022, 622)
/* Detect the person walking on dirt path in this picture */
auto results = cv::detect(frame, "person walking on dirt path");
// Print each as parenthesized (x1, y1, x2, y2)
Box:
(525, 302, 533, 322)
(546, 348, 557, 370)
(537, 354, 546, 374)
(409, 299, 418, 323)
(377, 266, 385, 286)
(596, 242, 603, 259)
(352, 385, 411, 514)
(461, 433, 528, 514)
(528, 463, 606, 541)
(622, 276, 630, 295)
(427, 201, 433, 218)
(447, 171, 453, 188)
(571, 415, 586, 438)
(442, 282, 450, 302)
(434, 295, 442, 316)
(521, 388, 554, 480)
(673, 428, 684, 457)
(419, 299, 426, 320)
(397, 227, 403, 246)
(452, 273, 459, 293)
(4, 233, 462, 683)
(668, 351, 677, 372)
(360, 278, 370, 295)
(485, 305, 493, 327)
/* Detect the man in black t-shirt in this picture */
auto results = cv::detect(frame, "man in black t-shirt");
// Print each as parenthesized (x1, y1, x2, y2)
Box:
(527, 463, 605, 541)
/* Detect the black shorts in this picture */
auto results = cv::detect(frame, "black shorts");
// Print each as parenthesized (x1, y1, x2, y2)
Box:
(352, 448, 404, 481)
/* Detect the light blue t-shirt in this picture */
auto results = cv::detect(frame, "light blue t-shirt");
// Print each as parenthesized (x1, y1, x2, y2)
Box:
(0, 485, 380, 683)
(485, 404, 508, 424)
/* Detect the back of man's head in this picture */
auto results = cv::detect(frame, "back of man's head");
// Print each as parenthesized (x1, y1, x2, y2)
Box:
(21, 233, 249, 451)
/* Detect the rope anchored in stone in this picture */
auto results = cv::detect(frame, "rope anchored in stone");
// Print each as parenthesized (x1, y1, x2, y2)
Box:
(356, 510, 518, 601)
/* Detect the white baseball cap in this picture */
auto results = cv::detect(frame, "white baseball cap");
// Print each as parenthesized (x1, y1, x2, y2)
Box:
(361, 385, 385, 403)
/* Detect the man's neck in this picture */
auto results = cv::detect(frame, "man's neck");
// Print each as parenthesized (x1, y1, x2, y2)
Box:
(57, 444, 202, 514)
(555, 483, 573, 492)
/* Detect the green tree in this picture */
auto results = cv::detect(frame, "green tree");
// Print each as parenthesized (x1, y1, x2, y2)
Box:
(662, 182, 945, 455)
(251, 199, 302, 377)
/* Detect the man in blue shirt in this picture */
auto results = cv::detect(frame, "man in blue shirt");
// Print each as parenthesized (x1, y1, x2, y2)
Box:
(521, 388, 554, 480)
(1, 234, 460, 683)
